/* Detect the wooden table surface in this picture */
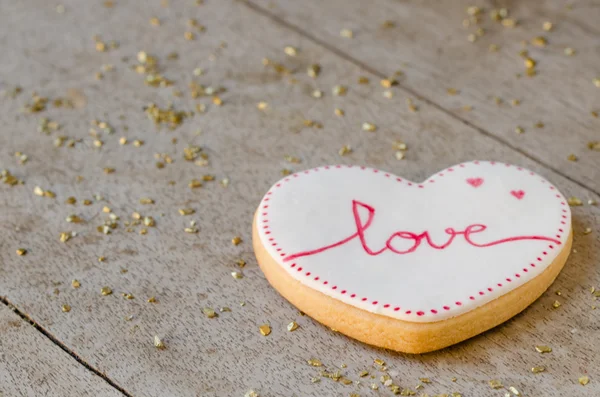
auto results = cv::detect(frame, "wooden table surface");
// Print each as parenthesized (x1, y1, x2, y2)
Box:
(1, 1, 598, 396)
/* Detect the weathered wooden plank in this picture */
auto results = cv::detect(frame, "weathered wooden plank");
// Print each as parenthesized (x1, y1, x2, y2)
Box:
(0, 0, 598, 396)
(249, 0, 600, 193)
(0, 305, 123, 397)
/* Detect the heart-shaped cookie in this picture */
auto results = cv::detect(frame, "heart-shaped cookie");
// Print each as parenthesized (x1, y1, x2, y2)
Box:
(253, 161, 572, 353)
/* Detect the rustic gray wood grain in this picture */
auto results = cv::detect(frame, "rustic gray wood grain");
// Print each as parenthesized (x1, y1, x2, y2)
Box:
(0, 0, 599, 396)
(0, 305, 124, 397)
(248, 0, 600, 194)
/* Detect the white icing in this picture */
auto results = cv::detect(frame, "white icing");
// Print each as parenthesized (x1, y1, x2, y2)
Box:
(257, 161, 570, 323)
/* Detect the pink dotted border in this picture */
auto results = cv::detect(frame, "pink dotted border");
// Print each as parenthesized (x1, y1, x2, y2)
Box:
(259, 161, 569, 318)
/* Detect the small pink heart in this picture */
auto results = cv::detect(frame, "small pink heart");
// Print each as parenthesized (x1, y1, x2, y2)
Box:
(466, 177, 484, 187)
(511, 190, 525, 200)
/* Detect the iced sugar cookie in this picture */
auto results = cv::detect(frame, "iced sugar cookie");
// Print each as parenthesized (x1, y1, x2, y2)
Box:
(252, 161, 572, 353)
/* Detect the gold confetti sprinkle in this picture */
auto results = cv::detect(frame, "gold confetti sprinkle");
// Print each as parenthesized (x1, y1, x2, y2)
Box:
(231, 271, 243, 279)
(284, 155, 301, 164)
(259, 324, 271, 336)
(406, 98, 418, 112)
(307, 64, 321, 78)
(284, 46, 298, 56)
(334, 108, 344, 116)
(358, 76, 369, 84)
(311, 90, 323, 98)
(61, 304, 71, 313)
(579, 376, 590, 386)
(383, 90, 393, 99)
(34, 186, 56, 198)
(535, 345, 552, 353)
(340, 28, 353, 38)
(184, 227, 198, 234)
(543, 21, 553, 31)
(59, 232, 72, 243)
(287, 321, 299, 331)
(184, 31, 195, 40)
(591, 111, 598, 119)
(71, 280, 80, 289)
(143, 216, 155, 227)
(100, 286, 113, 296)
(178, 208, 195, 216)
(139, 198, 154, 205)
(362, 122, 376, 132)
(489, 44, 499, 52)
(188, 179, 202, 189)
(338, 145, 352, 156)
(307, 358, 322, 367)
(588, 199, 597, 205)
(380, 78, 397, 88)
(552, 300, 561, 308)
(568, 197, 583, 206)
(594, 78, 600, 88)
(583, 227, 592, 235)
(232, 236, 242, 246)
(489, 380, 503, 389)
(122, 293, 135, 300)
(531, 36, 547, 47)
(374, 358, 385, 366)
(147, 296, 157, 303)
(16, 248, 27, 256)
(257, 101, 268, 111)
(244, 391, 258, 397)
(65, 196, 76, 204)
(203, 307, 217, 318)
(98, 256, 106, 262)
(332, 85, 347, 96)
(588, 141, 600, 151)
(524, 58, 536, 69)
(515, 126, 524, 134)
(395, 151, 405, 160)
(502, 18, 517, 28)
(564, 47, 576, 56)
(567, 154, 578, 162)
(467, 33, 477, 43)
(531, 366, 546, 373)
(447, 88, 459, 96)
(154, 335, 166, 349)
(508, 386, 521, 396)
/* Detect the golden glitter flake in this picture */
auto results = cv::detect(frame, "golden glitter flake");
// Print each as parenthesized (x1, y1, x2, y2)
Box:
(259, 324, 271, 336)
(588, 141, 600, 151)
(257, 101, 268, 111)
(59, 232, 72, 243)
(154, 335, 166, 349)
(568, 197, 583, 206)
(446, 88, 459, 96)
(284, 46, 298, 56)
(515, 126, 524, 134)
(71, 279, 81, 289)
(203, 307, 217, 318)
(334, 108, 344, 116)
(100, 286, 113, 296)
(34, 186, 56, 198)
(543, 21, 553, 31)
(312, 89, 323, 98)
(307, 64, 321, 78)
(535, 345, 552, 353)
(502, 18, 517, 28)
(284, 155, 301, 164)
(374, 358, 385, 366)
(122, 293, 135, 300)
(307, 358, 322, 367)
(358, 76, 370, 84)
(567, 154, 578, 162)
(16, 248, 27, 256)
(594, 78, 600, 88)
(564, 47, 576, 56)
(362, 122, 377, 132)
(531, 36, 547, 47)
(61, 304, 71, 313)
(287, 321, 299, 331)
(244, 391, 259, 397)
(380, 78, 398, 88)
(184, 226, 199, 234)
(338, 145, 352, 156)
(340, 28, 354, 38)
(508, 386, 521, 396)
(579, 376, 590, 386)
(583, 227, 592, 235)
(552, 300, 561, 308)
(531, 366, 546, 373)
(139, 198, 154, 205)
(178, 208, 195, 216)
(231, 271, 243, 279)
(332, 85, 347, 96)
(232, 236, 242, 246)
(488, 380, 503, 389)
